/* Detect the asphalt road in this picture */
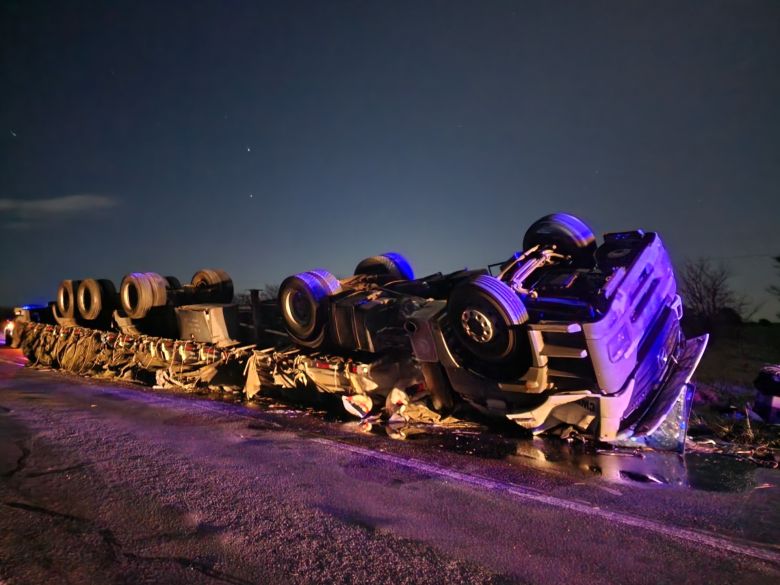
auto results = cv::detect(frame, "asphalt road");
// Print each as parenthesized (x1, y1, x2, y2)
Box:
(0, 347, 778, 585)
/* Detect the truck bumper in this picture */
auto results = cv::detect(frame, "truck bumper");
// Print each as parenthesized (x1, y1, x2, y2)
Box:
(507, 334, 709, 451)
(614, 334, 709, 451)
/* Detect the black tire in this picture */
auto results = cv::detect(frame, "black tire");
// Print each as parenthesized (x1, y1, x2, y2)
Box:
(120, 272, 170, 319)
(278, 269, 341, 348)
(305, 269, 343, 295)
(165, 276, 182, 290)
(447, 275, 531, 380)
(191, 269, 233, 303)
(57, 280, 81, 319)
(354, 252, 415, 280)
(77, 279, 116, 320)
(523, 213, 597, 268)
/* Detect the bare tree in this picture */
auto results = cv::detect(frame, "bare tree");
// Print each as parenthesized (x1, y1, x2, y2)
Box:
(233, 284, 280, 306)
(233, 290, 251, 306)
(679, 258, 751, 323)
(259, 284, 280, 300)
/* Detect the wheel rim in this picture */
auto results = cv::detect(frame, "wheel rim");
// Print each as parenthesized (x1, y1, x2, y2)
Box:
(447, 275, 531, 379)
(454, 298, 514, 361)
(460, 309, 495, 343)
(279, 270, 341, 347)
(285, 289, 314, 329)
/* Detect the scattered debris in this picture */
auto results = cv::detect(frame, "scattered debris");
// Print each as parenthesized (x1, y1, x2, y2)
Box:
(16, 321, 250, 392)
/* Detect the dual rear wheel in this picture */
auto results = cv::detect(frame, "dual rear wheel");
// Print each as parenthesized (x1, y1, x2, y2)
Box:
(120, 269, 234, 319)
(279, 252, 414, 348)
(57, 278, 119, 322)
(77, 279, 117, 320)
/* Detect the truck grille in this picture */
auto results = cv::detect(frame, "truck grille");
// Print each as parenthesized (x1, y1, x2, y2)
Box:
(625, 306, 681, 418)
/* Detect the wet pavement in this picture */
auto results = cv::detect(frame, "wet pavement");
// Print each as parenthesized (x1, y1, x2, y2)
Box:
(1, 347, 779, 584)
(245, 386, 775, 494)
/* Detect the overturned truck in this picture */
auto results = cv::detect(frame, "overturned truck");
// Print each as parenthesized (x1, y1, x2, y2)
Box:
(10, 213, 708, 451)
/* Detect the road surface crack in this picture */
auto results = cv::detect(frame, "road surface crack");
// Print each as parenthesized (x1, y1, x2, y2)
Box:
(123, 553, 255, 585)
(1, 442, 30, 479)
(2, 500, 254, 584)
(26, 462, 92, 478)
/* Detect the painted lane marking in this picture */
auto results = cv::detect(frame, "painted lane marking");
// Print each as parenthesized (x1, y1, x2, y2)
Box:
(311, 438, 780, 566)
(7, 363, 780, 565)
(0, 354, 27, 367)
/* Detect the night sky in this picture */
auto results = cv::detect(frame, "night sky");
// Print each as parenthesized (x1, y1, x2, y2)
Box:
(1, 1, 778, 318)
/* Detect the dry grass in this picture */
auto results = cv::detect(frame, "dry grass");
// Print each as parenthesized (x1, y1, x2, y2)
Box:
(695, 322, 780, 386)
(688, 323, 780, 464)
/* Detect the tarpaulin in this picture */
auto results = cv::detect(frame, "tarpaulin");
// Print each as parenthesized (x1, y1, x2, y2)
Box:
(16, 322, 251, 392)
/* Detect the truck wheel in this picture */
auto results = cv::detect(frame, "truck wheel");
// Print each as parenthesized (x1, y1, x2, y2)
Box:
(57, 280, 82, 319)
(305, 269, 343, 295)
(523, 213, 597, 268)
(77, 279, 116, 320)
(354, 252, 415, 280)
(120, 272, 170, 319)
(447, 275, 531, 379)
(279, 269, 341, 348)
(165, 276, 182, 290)
(191, 269, 233, 303)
